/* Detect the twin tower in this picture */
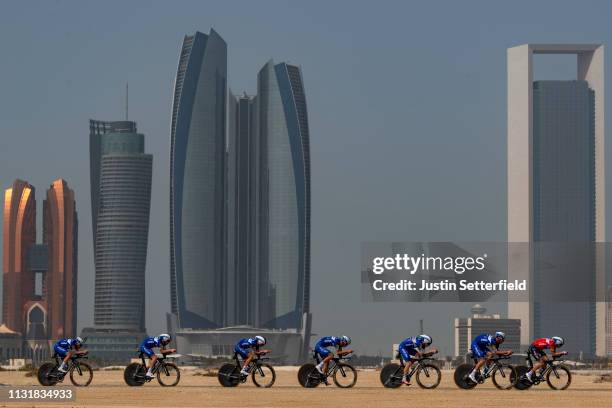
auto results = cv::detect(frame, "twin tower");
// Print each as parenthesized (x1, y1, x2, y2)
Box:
(168, 30, 312, 362)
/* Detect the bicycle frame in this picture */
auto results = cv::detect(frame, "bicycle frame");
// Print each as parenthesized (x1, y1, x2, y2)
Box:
(525, 355, 564, 382)
(470, 355, 511, 380)
(392, 353, 436, 379)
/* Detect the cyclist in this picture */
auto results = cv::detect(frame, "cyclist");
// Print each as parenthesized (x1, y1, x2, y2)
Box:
(139, 333, 176, 379)
(525, 336, 567, 383)
(234, 335, 270, 376)
(314, 335, 353, 378)
(53, 336, 86, 373)
(468, 331, 511, 383)
(397, 334, 436, 385)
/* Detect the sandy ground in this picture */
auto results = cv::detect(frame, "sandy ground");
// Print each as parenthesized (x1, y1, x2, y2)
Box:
(0, 367, 611, 408)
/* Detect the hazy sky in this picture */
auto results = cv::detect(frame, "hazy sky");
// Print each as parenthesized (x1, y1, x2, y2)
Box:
(1, 0, 611, 356)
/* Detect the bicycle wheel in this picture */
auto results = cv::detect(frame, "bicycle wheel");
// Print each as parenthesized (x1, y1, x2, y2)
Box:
(416, 363, 441, 389)
(298, 363, 318, 388)
(491, 364, 517, 390)
(218, 363, 241, 387)
(124, 363, 146, 386)
(546, 365, 571, 390)
(37, 363, 59, 386)
(70, 362, 93, 387)
(157, 362, 180, 386)
(453, 364, 477, 389)
(333, 363, 357, 388)
(380, 363, 402, 388)
(512, 365, 532, 390)
(252, 363, 276, 388)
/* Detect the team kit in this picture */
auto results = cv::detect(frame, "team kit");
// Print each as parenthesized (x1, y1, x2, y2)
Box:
(37, 332, 571, 390)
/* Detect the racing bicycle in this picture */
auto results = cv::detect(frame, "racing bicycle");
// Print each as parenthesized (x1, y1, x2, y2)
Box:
(380, 350, 441, 389)
(217, 351, 276, 388)
(124, 351, 181, 386)
(514, 354, 571, 390)
(298, 352, 357, 388)
(454, 353, 517, 390)
(38, 352, 93, 387)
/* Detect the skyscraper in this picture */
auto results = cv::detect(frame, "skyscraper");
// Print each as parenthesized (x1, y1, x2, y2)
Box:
(2, 180, 36, 334)
(507, 44, 605, 357)
(84, 120, 152, 361)
(254, 61, 311, 332)
(170, 29, 227, 330)
(2, 179, 78, 362)
(43, 179, 78, 339)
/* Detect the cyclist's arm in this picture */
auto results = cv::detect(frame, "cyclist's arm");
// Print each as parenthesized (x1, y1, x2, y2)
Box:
(337, 349, 353, 356)
(552, 351, 567, 358)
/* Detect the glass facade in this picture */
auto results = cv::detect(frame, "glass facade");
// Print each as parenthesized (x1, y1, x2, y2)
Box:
(255, 61, 311, 330)
(170, 30, 227, 329)
(91, 121, 152, 331)
(532, 80, 596, 356)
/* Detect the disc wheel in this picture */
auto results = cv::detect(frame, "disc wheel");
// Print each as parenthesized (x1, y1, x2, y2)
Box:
(218, 363, 240, 387)
(298, 363, 319, 388)
(512, 365, 532, 390)
(492, 364, 517, 390)
(416, 363, 441, 389)
(37, 363, 59, 386)
(454, 364, 477, 389)
(70, 362, 93, 387)
(124, 363, 146, 386)
(157, 362, 180, 386)
(332, 363, 357, 388)
(252, 363, 276, 388)
(546, 365, 571, 390)
(380, 363, 402, 388)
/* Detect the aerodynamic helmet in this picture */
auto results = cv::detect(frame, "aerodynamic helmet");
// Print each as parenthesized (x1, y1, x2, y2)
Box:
(255, 335, 266, 346)
(417, 334, 432, 346)
(340, 335, 351, 346)
(551, 336, 564, 347)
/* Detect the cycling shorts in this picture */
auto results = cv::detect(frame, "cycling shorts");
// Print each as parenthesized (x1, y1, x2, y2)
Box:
(53, 344, 68, 358)
(315, 345, 333, 359)
(139, 344, 155, 358)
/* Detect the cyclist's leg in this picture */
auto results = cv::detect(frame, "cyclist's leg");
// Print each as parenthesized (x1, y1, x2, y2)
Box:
(140, 345, 155, 378)
(401, 347, 416, 384)
(528, 347, 547, 380)
(54, 345, 69, 372)
(235, 347, 251, 375)
(315, 346, 332, 374)
(469, 344, 487, 381)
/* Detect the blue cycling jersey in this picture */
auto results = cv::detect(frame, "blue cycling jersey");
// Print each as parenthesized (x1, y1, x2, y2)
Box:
(316, 336, 342, 349)
(399, 336, 426, 351)
(54, 338, 78, 350)
(473, 334, 498, 349)
(140, 336, 162, 350)
(236, 338, 259, 350)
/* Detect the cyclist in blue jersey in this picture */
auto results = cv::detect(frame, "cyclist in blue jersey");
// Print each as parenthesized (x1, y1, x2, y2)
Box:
(53, 337, 86, 373)
(314, 335, 353, 377)
(397, 334, 436, 385)
(139, 334, 176, 379)
(234, 335, 270, 376)
(468, 331, 511, 383)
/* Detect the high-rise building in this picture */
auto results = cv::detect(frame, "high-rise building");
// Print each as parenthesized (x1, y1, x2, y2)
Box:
(168, 30, 311, 363)
(507, 44, 605, 357)
(2, 179, 78, 363)
(169, 29, 227, 330)
(43, 179, 78, 339)
(2, 180, 36, 334)
(84, 120, 152, 362)
(254, 60, 311, 333)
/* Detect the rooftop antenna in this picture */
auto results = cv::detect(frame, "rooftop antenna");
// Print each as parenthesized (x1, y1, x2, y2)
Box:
(125, 82, 129, 120)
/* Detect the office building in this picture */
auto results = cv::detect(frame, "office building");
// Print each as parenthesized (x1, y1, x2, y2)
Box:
(507, 44, 605, 357)
(85, 120, 152, 362)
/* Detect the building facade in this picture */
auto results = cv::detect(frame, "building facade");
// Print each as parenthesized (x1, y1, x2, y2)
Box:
(86, 120, 152, 362)
(43, 179, 78, 339)
(2, 179, 77, 363)
(170, 29, 227, 330)
(168, 30, 312, 363)
(507, 44, 605, 357)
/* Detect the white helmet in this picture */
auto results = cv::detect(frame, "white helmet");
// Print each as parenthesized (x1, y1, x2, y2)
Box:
(495, 331, 506, 340)
(552, 336, 564, 347)
(158, 333, 171, 345)
(340, 335, 351, 345)
(255, 335, 266, 346)
(417, 334, 432, 346)
(74, 337, 83, 345)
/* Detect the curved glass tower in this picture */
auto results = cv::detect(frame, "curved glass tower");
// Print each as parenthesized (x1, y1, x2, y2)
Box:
(170, 30, 227, 329)
(256, 61, 311, 330)
(92, 121, 152, 331)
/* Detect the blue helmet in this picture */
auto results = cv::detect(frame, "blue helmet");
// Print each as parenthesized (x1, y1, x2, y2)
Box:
(417, 334, 432, 347)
